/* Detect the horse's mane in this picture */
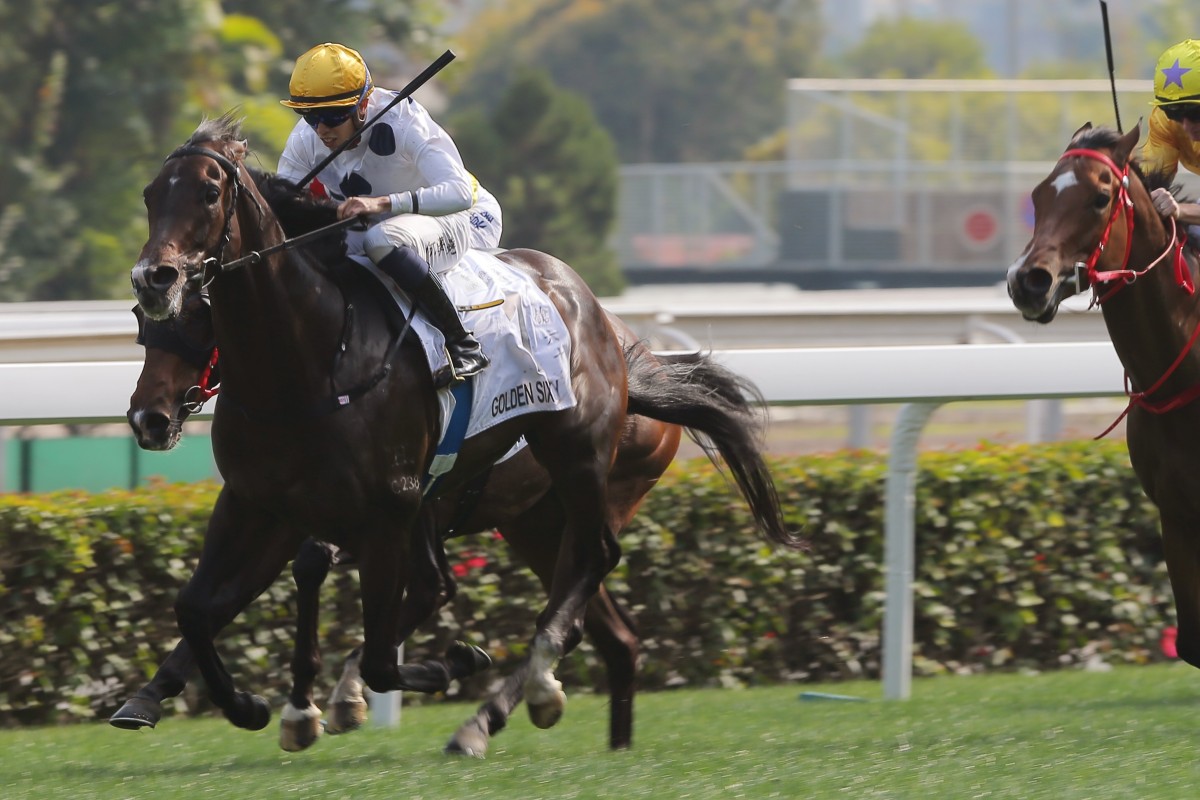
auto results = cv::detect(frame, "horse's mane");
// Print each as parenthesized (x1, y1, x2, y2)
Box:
(1071, 125, 1193, 200)
(181, 113, 348, 265)
(253, 170, 349, 266)
(248, 169, 347, 262)
(185, 112, 245, 149)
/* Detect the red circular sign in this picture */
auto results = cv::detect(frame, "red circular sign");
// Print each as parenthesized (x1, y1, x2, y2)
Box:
(964, 210, 997, 242)
(960, 207, 999, 251)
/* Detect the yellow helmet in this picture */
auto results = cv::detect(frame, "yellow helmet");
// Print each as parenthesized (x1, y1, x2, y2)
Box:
(280, 43, 374, 109)
(1152, 39, 1200, 106)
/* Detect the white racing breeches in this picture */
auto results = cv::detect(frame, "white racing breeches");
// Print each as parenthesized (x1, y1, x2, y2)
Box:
(361, 195, 503, 274)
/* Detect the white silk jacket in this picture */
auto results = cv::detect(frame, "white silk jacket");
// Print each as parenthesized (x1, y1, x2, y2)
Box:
(277, 90, 496, 218)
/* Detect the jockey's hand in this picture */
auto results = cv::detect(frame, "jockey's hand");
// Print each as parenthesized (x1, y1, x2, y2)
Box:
(337, 196, 390, 220)
(1151, 187, 1181, 219)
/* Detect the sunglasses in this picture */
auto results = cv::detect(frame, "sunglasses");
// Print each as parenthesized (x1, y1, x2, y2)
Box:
(297, 106, 356, 129)
(1162, 104, 1200, 123)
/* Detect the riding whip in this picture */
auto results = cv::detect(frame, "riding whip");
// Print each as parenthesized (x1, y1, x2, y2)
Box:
(296, 49, 457, 189)
(1099, 1, 1123, 132)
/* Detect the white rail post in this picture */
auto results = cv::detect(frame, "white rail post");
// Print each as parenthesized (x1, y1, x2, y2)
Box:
(369, 643, 403, 727)
(883, 401, 942, 700)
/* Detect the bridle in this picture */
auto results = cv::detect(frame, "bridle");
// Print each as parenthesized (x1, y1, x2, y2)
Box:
(1058, 147, 1190, 302)
(134, 300, 220, 418)
(1055, 149, 1200, 437)
(163, 145, 260, 287)
(159, 142, 411, 421)
(164, 144, 358, 282)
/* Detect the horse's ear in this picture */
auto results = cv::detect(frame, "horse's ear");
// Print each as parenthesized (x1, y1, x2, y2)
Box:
(1114, 120, 1143, 166)
(1070, 122, 1093, 143)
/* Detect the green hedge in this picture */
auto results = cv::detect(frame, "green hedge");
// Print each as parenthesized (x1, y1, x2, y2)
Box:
(0, 440, 1174, 726)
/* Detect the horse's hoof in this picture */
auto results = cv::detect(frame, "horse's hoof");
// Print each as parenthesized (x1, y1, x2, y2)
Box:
(447, 641, 493, 679)
(109, 697, 162, 730)
(444, 719, 490, 758)
(527, 687, 566, 730)
(280, 703, 322, 752)
(230, 692, 272, 731)
(325, 700, 367, 735)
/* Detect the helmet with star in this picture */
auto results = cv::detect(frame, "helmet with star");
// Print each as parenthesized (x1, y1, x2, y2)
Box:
(1153, 39, 1200, 106)
(280, 43, 374, 110)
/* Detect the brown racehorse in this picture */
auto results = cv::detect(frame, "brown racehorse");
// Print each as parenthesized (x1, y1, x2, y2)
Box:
(126, 114, 800, 748)
(119, 283, 773, 756)
(1008, 121, 1200, 667)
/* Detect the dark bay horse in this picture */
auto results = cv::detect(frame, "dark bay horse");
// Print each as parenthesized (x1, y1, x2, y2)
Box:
(1007, 121, 1200, 666)
(121, 283, 776, 756)
(127, 115, 800, 747)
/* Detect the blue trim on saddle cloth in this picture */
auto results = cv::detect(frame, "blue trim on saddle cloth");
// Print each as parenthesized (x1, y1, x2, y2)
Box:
(423, 378, 474, 496)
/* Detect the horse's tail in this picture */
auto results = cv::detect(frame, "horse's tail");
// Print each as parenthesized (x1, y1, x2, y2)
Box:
(624, 345, 804, 550)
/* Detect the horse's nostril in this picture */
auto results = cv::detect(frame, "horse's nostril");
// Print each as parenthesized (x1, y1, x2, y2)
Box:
(150, 265, 180, 291)
(1021, 267, 1054, 296)
(138, 412, 172, 441)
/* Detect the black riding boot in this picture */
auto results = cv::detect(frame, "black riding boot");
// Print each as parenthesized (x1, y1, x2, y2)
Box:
(409, 272, 490, 386)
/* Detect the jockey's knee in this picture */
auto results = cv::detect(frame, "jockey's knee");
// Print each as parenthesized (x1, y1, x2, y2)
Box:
(364, 225, 421, 263)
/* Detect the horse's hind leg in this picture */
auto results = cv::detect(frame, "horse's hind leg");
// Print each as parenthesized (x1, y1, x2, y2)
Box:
(584, 587, 639, 750)
(279, 538, 336, 752)
(523, 431, 623, 729)
(324, 645, 367, 734)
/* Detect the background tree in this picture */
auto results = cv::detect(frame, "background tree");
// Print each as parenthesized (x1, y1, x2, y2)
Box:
(837, 16, 989, 80)
(450, 0, 821, 163)
(0, 0, 213, 300)
(451, 69, 624, 295)
(0, 0, 437, 301)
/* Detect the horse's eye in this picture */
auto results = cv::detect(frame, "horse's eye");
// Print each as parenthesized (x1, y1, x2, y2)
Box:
(205, 185, 221, 205)
(1094, 193, 1111, 210)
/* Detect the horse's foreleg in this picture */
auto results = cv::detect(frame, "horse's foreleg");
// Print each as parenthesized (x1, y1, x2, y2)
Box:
(389, 514, 490, 694)
(356, 508, 418, 695)
(109, 640, 195, 730)
(279, 538, 337, 752)
(1161, 514, 1200, 667)
(175, 489, 299, 731)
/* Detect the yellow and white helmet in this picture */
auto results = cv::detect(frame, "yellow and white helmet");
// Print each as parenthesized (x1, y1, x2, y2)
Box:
(280, 43, 374, 109)
(1152, 39, 1200, 107)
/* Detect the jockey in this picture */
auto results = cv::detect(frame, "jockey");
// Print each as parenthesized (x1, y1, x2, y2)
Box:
(1142, 39, 1200, 228)
(277, 42, 501, 386)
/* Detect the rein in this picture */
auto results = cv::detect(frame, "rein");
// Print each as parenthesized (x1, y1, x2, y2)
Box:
(182, 347, 221, 414)
(166, 142, 413, 420)
(1059, 149, 1200, 437)
(1059, 148, 1191, 300)
(218, 216, 363, 272)
(166, 145, 363, 277)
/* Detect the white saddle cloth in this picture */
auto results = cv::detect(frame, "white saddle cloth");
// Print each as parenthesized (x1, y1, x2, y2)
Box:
(353, 249, 577, 444)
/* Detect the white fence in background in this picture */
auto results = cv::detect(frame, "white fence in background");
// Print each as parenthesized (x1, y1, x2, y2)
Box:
(0, 342, 1128, 701)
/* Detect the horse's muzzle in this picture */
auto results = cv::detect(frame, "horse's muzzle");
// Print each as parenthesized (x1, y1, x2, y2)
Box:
(131, 261, 184, 320)
(1007, 260, 1072, 323)
(127, 407, 181, 451)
